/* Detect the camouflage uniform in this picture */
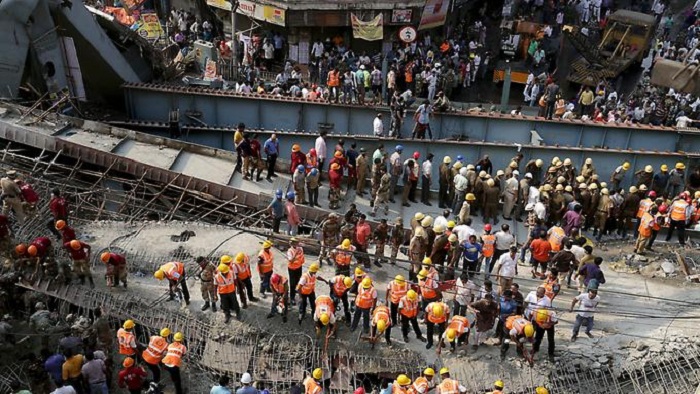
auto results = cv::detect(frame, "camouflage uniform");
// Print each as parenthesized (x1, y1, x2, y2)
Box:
(373, 221, 389, 264)
(370, 162, 382, 206)
(390, 218, 404, 265)
(320, 214, 341, 265)
(199, 261, 218, 304)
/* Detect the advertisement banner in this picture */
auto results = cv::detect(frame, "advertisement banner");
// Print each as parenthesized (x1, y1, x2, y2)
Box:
(237, 0, 257, 17)
(236, 0, 285, 26)
(207, 0, 233, 11)
(263, 5, 285, 26)
(350, 13, 383, 41)
(391, 9, 412, 23)
(137, 12, 164, 39)
(418, 0, 451, 30)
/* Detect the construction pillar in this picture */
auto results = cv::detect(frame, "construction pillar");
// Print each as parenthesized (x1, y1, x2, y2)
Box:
(500, 60, 511, 113)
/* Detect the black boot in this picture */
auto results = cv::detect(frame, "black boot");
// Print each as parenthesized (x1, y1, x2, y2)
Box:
(224, 314, 231, 323)
(201, 302, 210, 311)
(211, 303, 217, 312)
(79, 275, 85, 285)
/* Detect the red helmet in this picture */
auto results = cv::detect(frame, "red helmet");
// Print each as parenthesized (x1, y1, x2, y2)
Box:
(413, 151, 420, 159)
(271, 273, 280, 285)
(680, 191, 690, 199)
(648, 191, 656, 198)
(658, 204, 668, 214)
(309, 148, 317, 156)
(484, 224, 492, 232)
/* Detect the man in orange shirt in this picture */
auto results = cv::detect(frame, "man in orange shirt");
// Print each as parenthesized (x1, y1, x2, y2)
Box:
(154, 261, 190, 305)
(354, 214, 372, 268)
(162, 332, 187, 394)
(529, 231, 551, 279)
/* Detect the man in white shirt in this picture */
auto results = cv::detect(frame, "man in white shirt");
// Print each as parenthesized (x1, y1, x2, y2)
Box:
(315, 131, 327, 178)
(453, 221, 475, 243)
(51, 382, 77, 394)
(421, 154, 434, 206)
(494, 246, 518, 294)
(570, 288, 600, 340)
(533, 200, 547, 220)
(494, 224, 515, 261)
(523, 286, 551, 319)
(453, 272, 478, 315)
(373, 113, 384, 137)
(311, 39, 324, 59)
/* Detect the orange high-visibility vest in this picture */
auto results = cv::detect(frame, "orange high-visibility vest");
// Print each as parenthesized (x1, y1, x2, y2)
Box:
(481, 234, 495, 258)
(161, 342, 187, 368)
(142, 335, 168, 365)
(328, 71, 340, 87)
(331, 275, 349, 297)
(303, 377, 322, 394)
(412, 376, 430, 394)
(288, 247, 305, 270)
(117, 328, 136, 356)
(334, 247, 353, 266)
(419, 277, 438, 299)
(639, 212, 654, 237)
(214, 271, 236, 294)
(671, 200, 689, 221)
(235, 255, 252, 280)
(298, 272, 316, 295)
(447, 315, 469, 336)
(258, 249, 274, 274)
(271, 275, 288, 294)
(162, 262, 184, 281)
(372, 305, 391, 327)
(542, 278, 559, 300)
(505, 315, 529, 334)
(355, 286, 376, 309)
(548, 227, 565, 252)
(388, 280, 409, 304)
(426, 302, 448, 324)
(399, 296, 419, 318)
(392, 383, 409, 394)
(692, 206, 700, 224)
(636, 198, 653, 218)
(306, 155, 318, 172)
(315, 295, 335, 317)
(437, 378, 459, 394)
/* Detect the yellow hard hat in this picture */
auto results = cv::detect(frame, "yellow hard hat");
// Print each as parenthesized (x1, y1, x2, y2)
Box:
(220, 255, 233, 264)
(494, 380, 504, 389)
(154, 269, 165, 280)
(563, 158, 572, 166)
(312, 368, 323, 380)
(487, 179, 495, 187)
(454, 162, 463, 169)
(423, 368, 435, 376)
(622, 162, 631, 170)
(644, 165, 653, 173)
(588, 183, 598, 190)
(343, 276, 353, 288)
(292, 144, 301, 152)
(361, 277, 372, 289)
(535, 309, 550, 326)
(421, 216, 433, 227)
(262, 240, 273, 249)
(551, 156, 560, 165)
(174, 332, 184, 342)
(417, 269, 429, 280)
(407, 290, 418, 301)
(355, 267, 364, 276)
(466, 193, 476, 201)
(422, 257, 432, 265)
(556, 176, 566, 184)
(439, 367, 449, 375)
(448, 234, 458, 243)
(600, 182, 607, 189)
(160, 328, 171, 337)
(123, 319, 135, 329)
(601, 188, 609, 195)
(536, 387, 549, 394)
(447, 220, 456, 228)
(414, 212, 425, 221)
(496, 169, 505, 177)
(431, 303, 444, 318)
(661, 164, 668, 171)
(309, 263, 320, 273)
(585, 158, 592, 165)
(555, 184, 564, 191)
(524, 323, 535, 338)
(235, 252, 246, 263)
(394, 274, 405, 282)
(446, 328, 457, 342)
(320, 313, 330, 326)
(433, 224, 445, 234)
(543, 184, 553, 191)
(535, 159, 544, 167)
(342, 238, 351, 248)
(676, 162, 686, 170)
(376, 319, 387, 332)
(509, 161, 518, 168)
(576, 175, 585, 183)
(443, 156, 452, 164)
(396, 374, 411, 386)
(218, 263, 230, 274)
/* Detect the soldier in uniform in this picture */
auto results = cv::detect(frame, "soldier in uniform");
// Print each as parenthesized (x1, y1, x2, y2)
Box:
(579, 183, 592, 228)
(483, 179, 500, 225)
(371, 168, 391, 216)
(550, 185, 567, 224)
(373, 219, 389, 266)
(438, 157, 453, 209)
(561, 158, 577, 183)
(356, 148, 369, 197)
(408, 222, 426, 281)
(390, 217, 405, 265)
(586, 184, 600, 231)
(445, 234, 461, 280)
(580, 158, 596, 182)
(370, 158, 383, 207)
(619, 186, 641, 239)
(593, 188, 612, 241)
(544, 167, 558, 187)
(320, 214, 341, 266)
(196, 257, 217, 312)
(473, 172, 487, 214)
(340, 220, 356, 245)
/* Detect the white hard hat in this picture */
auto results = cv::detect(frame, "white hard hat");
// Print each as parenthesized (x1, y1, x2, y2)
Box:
(512, 170, 520, 176)
(525, 172, 533, 179)
(241, 372, 252, 384)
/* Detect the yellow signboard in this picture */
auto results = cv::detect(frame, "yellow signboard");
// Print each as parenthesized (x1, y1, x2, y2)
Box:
(137, 13, 164, 39)
(207, 0, 233, 11)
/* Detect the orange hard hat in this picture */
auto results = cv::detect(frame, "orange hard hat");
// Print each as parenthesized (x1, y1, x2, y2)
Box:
(70, 240, 81, 250)
(101, 252, 111, 263)
(15, 244, 26, 255)
(55, 220, 66, 230)
(27, 245, 37, 256)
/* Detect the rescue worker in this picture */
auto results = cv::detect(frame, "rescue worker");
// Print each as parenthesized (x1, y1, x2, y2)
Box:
(48, 188, 68, 239)
(593, 188, 612, 241)
(436, 368, 466, 394)
(619, 186, 641, 239)
(214, 263, 241, 323)
(665, 192, 691, 246)
(429, 224, 449, 270)
(257, 240, 274, 297)
(303, 368, 323, 394)
(154, 261, 190, 305)
(411, 368, 435, 394)
(331, 238, 355, 276)
(501, 315, 535, 364)
(425, 300, 450, 349)
(320, 213, 341, 266)
(287, 238, 305, 303)
(118, 357, 147, 393)
(636, 206, 658, 254)
(652, 164, 670, 195)
(0, 170, 25, 224)
(436, 314, 470, 354)
(351, 277, 377, 333)
(489, 380, 505, 394)
(439, 156, 452, 209)
(483, 178, 500, 224)
(320, 274, 353, 323)
(233, 252, 258, 307)
(371, 167, 391, 216)
(384, 274, 408, 340)
(117, 320, 139, 358)
(162, 332, 187, 394)
(398, 289, 425, 343)
(610, 162, 630, 190)
(634, 189, 654, 238)
(142, 328, 170, 384)
(293, 165, 307, 205)
(532, 308, 558, 362)
(502, 171, 519, 220)
(101, 251, 127, 288)
(580, 158, 595, 183)
(389, 217, 405, 265)
(668, 162, 686, 196)
(393, 374, 412, 394)
(635, 165, 654, 188)
(373, 219, 389, 266)
(196, 257, 217, 312)
(328, 163, 343, 209)
(55, 220, 76, 243)
(418, 266, 440, 312)
(481, 224, 496, 278)
(307, 168, 320, 208)
(525, 159, 544, 186)
(452, 167, 468, 214)
(64, 239, 93, 287)
(297, 263, 319, 324)
(313, 295, 337, 338)
(370, 157, 383, 207)
(356, 148, 369, 196)
(370, 302, 391, 347)
(267, 273, 289, 322)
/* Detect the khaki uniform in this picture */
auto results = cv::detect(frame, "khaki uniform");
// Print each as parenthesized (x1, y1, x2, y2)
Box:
(438, 163, 452, 208)
(320, 218, 340, 263)
(580, 164, 596, 181)
(0, 177, 24, 224)
(370, 163, 382, 202)
(373, 222, 389, 263)
(594, 195, 612, 230)
(372, 173, 391, 215)
(482, 185, 499, 223)
(199, 262, 218, 303)
(390, 221, 404, 265)
(356, 154, 369, 195)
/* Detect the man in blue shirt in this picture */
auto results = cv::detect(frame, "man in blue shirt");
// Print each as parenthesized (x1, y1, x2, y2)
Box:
(461, 235, 482, 278)
(42, 349, 65, 386)
(263, 134, 279, 182)
(267, 189, 285, 233)
(496, 290, 518, 344)
(211, 375, 232, 394)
